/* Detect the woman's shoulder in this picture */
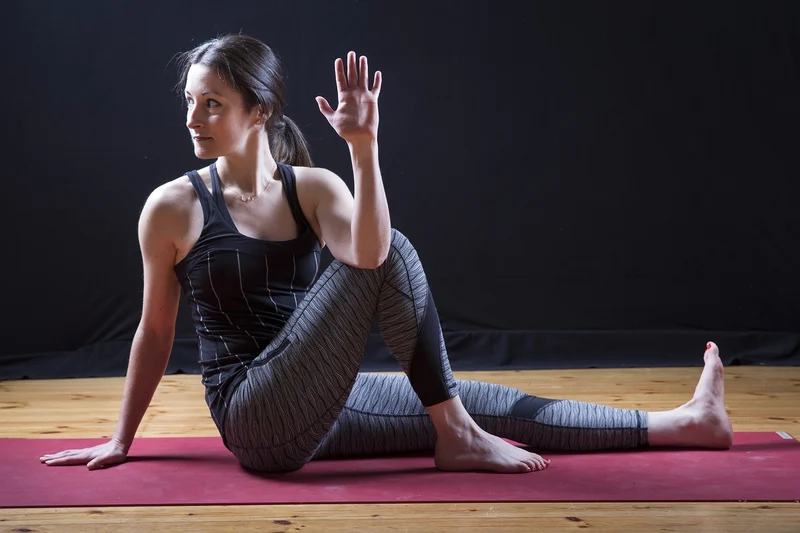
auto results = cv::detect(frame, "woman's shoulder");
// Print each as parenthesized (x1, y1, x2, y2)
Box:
(292, 165, 338, 182)
(291, 165, 348, 198)
(139, 171, 206, 232)
(145, 170, 208, 211)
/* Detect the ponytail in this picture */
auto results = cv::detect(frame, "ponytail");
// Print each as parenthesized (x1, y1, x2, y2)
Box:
(269, 115, 313, 167)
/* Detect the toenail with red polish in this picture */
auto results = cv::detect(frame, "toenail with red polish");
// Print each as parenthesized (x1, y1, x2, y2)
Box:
(706, 342, 711, 349)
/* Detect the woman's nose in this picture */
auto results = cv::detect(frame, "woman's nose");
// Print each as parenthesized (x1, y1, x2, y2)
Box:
(186, 105, 204, 130)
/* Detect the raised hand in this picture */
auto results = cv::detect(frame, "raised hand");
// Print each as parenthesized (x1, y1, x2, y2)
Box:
(40, 439, 128, 470)
(316, 51, 382, 144)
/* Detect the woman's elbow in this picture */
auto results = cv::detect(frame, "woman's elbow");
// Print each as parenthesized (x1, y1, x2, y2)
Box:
(354, 246, 390, 270)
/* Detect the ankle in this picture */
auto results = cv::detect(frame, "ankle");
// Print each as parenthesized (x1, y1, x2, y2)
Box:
(676, 409, 701, 432)
(426, 396, 480, 438)
(437, 420, 483, 442)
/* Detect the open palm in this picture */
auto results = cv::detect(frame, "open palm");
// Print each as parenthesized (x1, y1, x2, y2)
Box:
(316, 51, 382, 143)
(40, 439, 128, 470)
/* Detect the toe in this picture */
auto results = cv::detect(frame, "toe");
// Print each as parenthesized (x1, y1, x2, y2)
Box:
(527, 458, 543, 471)
(705, 341, 719, 356)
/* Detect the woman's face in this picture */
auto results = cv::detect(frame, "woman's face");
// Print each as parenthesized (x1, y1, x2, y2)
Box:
(184, 63, 261, 159)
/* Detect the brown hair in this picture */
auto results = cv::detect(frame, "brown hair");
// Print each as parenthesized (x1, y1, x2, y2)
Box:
(176, 34, 313, 167)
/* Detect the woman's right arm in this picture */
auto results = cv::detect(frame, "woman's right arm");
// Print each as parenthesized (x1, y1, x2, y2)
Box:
(40, 184, 183, 469)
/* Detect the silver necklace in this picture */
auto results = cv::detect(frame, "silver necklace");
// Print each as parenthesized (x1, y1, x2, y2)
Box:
(218, 166, 276, 202)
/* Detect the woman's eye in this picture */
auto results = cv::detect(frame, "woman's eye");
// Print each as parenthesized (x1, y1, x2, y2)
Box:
(185, 98, 219, 108)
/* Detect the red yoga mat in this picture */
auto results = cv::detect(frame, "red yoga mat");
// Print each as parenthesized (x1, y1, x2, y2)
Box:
(1, 432, 798, 507)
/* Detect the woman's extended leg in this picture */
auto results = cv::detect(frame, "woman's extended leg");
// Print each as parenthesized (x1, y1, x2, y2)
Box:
(224, 229, 546, 473)
(313, 343, 733, 461)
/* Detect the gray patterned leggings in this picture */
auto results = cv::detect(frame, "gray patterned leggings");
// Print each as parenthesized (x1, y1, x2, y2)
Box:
(224, 229, 648, 472)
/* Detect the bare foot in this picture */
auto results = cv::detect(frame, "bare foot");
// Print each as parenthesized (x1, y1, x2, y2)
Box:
(648, 342, 734, 448)
(434, 425, 550, 473)
(682, 341, 735, 447)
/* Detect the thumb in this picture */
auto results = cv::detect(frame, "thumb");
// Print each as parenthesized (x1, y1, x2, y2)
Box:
(87, 458, 104, 470)
(316, 97, 334, 119)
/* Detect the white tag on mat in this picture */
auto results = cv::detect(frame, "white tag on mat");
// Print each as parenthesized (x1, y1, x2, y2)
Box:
(776, 431, 794, 440)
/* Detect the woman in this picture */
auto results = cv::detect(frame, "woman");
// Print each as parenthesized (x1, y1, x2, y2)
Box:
(40, 35, 733, 474)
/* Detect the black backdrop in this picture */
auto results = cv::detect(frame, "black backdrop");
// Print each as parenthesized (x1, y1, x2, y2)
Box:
(2, 0, 798, 380)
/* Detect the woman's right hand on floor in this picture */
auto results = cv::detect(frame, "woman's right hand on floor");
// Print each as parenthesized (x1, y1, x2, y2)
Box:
(40, 438, 128, 470)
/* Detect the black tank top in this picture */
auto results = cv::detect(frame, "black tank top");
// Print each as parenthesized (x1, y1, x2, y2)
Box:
(174, 162, 322, 438)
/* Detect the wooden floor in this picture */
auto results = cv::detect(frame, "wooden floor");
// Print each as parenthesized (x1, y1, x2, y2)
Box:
(2, 366, 799, 532)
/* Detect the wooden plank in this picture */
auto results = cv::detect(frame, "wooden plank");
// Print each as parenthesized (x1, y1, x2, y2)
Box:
(2, 368, 799, 532)
(2, 503, 799, 533)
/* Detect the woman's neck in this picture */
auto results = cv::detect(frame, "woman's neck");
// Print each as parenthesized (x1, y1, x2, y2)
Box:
(215, 137, 278, 194)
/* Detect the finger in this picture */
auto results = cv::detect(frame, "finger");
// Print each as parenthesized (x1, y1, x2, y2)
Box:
(43, 455, 87, 466)
(371, 71, 382, 98)
(315, 97, 335, 119)
(334, 58, 346, 92)
(87, 458, 107, 470)
(347, 51, 358, 88)
(358, 55, 368, 90)
(40, 450, 74, 461)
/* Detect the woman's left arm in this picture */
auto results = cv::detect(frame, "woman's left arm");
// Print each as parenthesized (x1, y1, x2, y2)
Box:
(314, 51, 390, 269)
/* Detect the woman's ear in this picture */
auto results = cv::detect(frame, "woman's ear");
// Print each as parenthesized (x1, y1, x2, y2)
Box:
(256, 106, 272, 126)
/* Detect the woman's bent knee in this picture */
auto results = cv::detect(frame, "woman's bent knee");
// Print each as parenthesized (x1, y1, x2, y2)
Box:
(390, 228, 410, 246)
